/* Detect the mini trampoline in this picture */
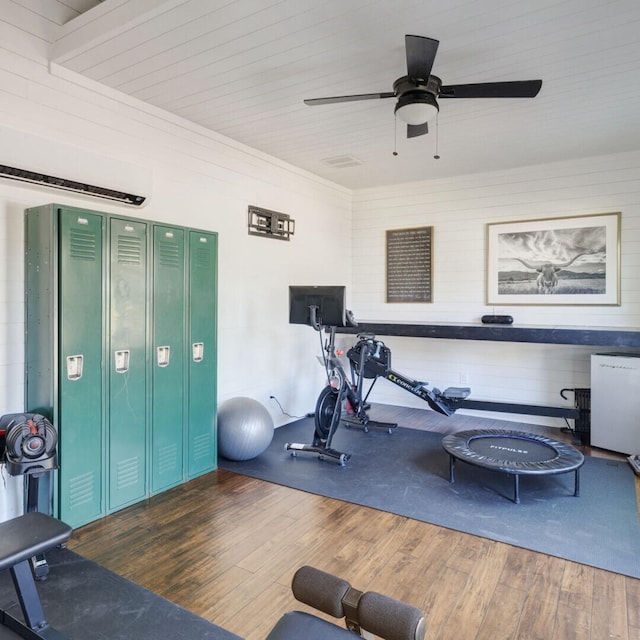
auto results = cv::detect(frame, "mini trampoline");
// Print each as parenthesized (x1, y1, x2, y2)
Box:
(442, 429, 585, 503)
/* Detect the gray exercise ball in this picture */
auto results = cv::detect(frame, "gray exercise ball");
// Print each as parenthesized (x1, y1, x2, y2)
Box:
(217, 397, 274, 461)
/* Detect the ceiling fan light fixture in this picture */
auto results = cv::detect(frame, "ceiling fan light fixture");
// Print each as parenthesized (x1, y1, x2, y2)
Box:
(394, 93, 439, 125)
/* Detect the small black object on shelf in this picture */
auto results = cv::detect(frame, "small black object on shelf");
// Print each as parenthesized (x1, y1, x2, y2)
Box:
(481, 315, 514, 325)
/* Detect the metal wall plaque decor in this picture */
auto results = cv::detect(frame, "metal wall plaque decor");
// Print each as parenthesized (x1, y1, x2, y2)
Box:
(486, 212, 621, 305)
(386, 226, 433, 303)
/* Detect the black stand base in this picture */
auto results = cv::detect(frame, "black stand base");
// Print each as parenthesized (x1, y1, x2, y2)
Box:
(343, 416, 397, 434)
(284, 442, 351, 466)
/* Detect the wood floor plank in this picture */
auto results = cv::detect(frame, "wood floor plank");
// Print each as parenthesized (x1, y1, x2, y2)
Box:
(558, 561, 594, 612)
(592, 570, 629, 640)
(439, 541, 509, 639)
(627, 575, 640, 630)
(474, 582, 528, 640)
(553, 603, 591, 640)
(514, 554, 563, 639)
(421, 567, 469, 640)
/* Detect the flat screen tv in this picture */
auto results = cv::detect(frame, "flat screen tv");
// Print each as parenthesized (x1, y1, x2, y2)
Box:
(289, 285, 346, 328)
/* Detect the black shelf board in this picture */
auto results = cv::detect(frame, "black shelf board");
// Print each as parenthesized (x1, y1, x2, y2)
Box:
(336, 322, 640, 348)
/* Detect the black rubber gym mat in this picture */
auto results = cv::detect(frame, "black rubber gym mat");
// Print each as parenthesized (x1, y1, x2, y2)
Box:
(0, 547, 241, 640)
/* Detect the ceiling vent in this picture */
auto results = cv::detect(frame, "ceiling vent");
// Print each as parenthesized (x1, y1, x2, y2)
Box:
(322, 155, 363, 169)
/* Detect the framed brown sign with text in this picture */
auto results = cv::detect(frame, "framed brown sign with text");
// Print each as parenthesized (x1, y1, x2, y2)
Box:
(386, 226, 433, 303)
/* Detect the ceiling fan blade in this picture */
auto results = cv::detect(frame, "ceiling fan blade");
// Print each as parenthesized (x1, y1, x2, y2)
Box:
(405, 35, 439, 81)
(304, 92, 395, 106)
(439, 80, 542, 99)
(407, 122, 429, 138)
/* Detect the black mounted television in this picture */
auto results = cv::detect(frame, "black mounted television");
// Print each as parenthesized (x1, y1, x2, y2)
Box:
(289, 285, 347, 328)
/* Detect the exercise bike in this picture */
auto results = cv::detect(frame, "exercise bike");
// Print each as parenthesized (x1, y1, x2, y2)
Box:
(285, 308, 471, 465)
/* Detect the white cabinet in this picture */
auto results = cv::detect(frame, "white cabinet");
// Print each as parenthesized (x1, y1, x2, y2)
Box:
(590, 353, 640, 454)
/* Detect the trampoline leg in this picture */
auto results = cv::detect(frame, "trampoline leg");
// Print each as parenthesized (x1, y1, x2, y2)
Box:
(449, 456, 455, 484)
(513, 475, 520, 504)
(574, 469, 581, 497)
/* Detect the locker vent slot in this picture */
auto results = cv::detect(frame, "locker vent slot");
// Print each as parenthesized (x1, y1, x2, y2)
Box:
(68, 471, 97, 509)
(193, 246, 212, 270)
(158, 241, 181, 268)
(117, 235, 143, 266)
(157, 443, 178, 475)
(70, 229, 98, 261)
(116, 456, 140, 489)
(192, 433, 211, 460)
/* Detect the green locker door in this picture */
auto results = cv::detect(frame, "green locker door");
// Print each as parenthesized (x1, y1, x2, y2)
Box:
(58, 208, 105, 528)
(108, 218, 148, 509)
(186, 230, 217, 478)
(151, 225, 185, 492)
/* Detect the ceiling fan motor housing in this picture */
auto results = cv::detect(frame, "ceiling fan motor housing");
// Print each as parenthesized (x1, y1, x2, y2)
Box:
(393, 75, 441, 124)
(393, 75, 441, 98)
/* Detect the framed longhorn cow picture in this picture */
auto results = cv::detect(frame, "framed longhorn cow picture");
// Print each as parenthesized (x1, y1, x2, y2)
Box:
(486, 212, 621, 306)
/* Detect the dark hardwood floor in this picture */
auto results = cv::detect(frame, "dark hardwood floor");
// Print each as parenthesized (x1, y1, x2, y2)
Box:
(69, 406, 640, 640)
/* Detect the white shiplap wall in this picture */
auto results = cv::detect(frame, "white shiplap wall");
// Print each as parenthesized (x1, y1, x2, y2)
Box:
(349, 151, 640, 426)
(0, 5, 352, 424)
(2, 3, 639, 432)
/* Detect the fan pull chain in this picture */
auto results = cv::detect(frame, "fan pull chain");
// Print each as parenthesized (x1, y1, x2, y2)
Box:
(434, 112, 440, 160)
(393, 115, 398, 156)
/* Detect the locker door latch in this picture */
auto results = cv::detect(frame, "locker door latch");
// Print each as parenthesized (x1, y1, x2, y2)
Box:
(66, 355, 84, 380)
(192, 342, 204, 363)
(114, 350, 130, 373)
(157, 346, 170, 367)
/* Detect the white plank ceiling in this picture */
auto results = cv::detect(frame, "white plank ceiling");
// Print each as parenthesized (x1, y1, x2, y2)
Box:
(46, 0, 640, 188)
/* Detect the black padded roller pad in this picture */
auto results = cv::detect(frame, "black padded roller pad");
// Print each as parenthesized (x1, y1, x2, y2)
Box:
(0, 512, 72, 572)
(291, 566, 350, 618)
(359, 591, 426, 640)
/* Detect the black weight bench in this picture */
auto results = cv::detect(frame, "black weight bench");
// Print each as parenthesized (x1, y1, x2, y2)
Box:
(266, 566, 426, 640)
(0, 512, 72, 640)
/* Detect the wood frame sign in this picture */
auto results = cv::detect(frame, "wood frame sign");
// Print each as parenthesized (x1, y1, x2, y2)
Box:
(386, 226, 433, 303)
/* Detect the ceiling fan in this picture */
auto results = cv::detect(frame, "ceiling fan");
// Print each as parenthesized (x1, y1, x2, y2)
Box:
(304, 35, 542, 138)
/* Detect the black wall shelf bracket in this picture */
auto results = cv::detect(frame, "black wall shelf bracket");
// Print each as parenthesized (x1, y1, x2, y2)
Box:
(248, 205, 294, 241)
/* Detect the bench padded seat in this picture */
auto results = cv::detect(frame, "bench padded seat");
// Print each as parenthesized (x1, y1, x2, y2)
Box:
(0, 513, 72, 573)
(265, 611, 356, 640)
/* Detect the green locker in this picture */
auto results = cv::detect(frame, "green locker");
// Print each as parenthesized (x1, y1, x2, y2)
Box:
(25, 205, 104, 527)
(25, 204, 217, 528)
(25, 205, 106, 528)
(108, 217, 148, 509)
(186, 230, 218, 477)
(151, 225, 186, 492)
(58, 209, 105, 526)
